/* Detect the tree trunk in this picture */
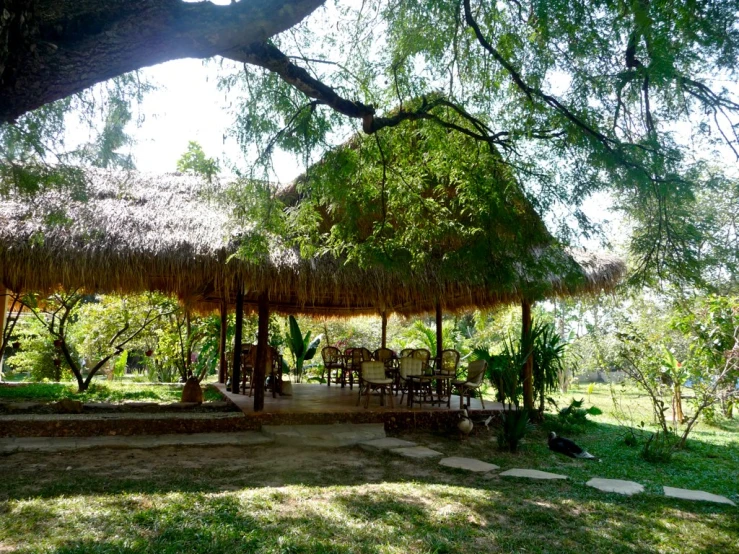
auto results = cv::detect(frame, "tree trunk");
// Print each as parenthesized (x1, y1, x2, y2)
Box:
(0, 0, 326, 123)
(522, 300, 534, 411)
(58, 339, 86, 392)
(674, 383, 684, 424)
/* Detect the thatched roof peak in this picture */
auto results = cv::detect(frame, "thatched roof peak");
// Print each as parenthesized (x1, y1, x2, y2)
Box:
(0, 168, 625, 316)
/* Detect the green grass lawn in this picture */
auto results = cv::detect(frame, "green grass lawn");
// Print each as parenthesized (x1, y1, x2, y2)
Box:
(0, 383, 736, 553)
(0, 381, 222, 404)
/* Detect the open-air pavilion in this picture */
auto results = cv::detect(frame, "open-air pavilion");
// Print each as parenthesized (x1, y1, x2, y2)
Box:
(0, 164, 624, 425)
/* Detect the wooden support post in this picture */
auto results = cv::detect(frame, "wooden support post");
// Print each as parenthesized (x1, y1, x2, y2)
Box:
(522, 300, 534, 411)
(253, 291, 269, 412)
(435, 301, 443, 394)
(231, 286, 244, 394)
(0, 284, 7, 376)
(381, 311, 387, 349)
(435, 301, 443, 364)
(218, 300, 228, 384)
(185, 308, 192, 378)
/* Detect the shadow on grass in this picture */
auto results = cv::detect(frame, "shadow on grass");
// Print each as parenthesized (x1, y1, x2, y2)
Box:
(0, 416, 737, 553)
(2, 481, 737, 553)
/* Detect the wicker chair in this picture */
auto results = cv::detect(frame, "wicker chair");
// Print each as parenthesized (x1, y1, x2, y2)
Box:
(373, 347, 395, 366)
(412, 348, 432, 373)
(398, 357, 423, 406)
(321, 346, 346, 387)
(266, 346, 282, 397)
(451, 359, 488, 409)
(240, 344, 256, 396)
(437, 349, 460, 376)
(347, 347, 372, 390)
(399, 348, 414, 358)
(373, 347, 396, 386)
(357, 361, 394, 408)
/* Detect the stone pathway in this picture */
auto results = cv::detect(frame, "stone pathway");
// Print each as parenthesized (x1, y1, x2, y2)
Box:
(664, 486, 736, 506)
(3, 427, 735, 507)
(391, 446, 444, 459)
(438, 457, 499, 472)
(586, 478, 644, 496)
(360, 437, 417, 451)
(500, 468, 568, 480)
(0, 432, 272, 453)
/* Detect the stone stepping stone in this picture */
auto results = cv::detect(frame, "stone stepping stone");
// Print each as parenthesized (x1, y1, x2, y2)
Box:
(439, 457, 499, 472)
(587, 478, 644, 495)
(391, 446, 444, 459)
(500, 468, 568, 480)
(360, 437, 417, 451)
(664, 486, 736, 506)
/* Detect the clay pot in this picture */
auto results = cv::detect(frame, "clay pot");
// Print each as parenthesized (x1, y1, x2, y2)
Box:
(12, 341, 20, 349)
(181, 377, 203, 404)
(145, 349, 153, 357)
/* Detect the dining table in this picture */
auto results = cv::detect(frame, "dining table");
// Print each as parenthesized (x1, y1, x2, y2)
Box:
(406, 371, 454, 408)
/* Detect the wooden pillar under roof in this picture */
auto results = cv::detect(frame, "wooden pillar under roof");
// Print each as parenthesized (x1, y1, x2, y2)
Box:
(435, 301, 443, 365)
(253, 291, 269, 412)
(218, 299, 228, 384)
(0, 284, 7, 375)
(381, 311, 388, 349)
(231, 285, 244, 394)
(522, 299, 534, 411)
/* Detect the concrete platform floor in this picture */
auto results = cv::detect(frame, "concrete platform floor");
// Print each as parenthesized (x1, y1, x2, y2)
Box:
(215, 382, 501, 416)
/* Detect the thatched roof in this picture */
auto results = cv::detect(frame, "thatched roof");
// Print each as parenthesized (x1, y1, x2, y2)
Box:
(0, 167, 624, 315)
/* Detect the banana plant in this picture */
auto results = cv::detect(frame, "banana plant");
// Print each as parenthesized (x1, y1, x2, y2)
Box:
(287, 315, 321, 383)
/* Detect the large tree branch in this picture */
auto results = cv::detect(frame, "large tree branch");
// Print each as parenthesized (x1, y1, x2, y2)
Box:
(0, 0, 327, 123)
(227, 41, 377, 126)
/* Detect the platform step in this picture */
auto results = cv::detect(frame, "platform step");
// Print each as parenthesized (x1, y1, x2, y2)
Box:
(261, 423, 386, 447)
(0, 412, 257, 438)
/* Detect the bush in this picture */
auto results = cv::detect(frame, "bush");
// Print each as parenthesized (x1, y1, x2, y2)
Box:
(497, 409, 533, 453)
(641, 430, 678, 463)
(5, 317, 74, 382)
(558, 398, 602, 425)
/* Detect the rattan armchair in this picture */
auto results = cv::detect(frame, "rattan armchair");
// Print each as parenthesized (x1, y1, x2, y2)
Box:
(321, 346, 346, 387)
(451, 359, 488, 409)
(412, 348, 432, 373)
(437, 349, 460, 376)
(357, 360, 395, 408)
(347, 347, 372, 390)
(398, 357, 423, 406)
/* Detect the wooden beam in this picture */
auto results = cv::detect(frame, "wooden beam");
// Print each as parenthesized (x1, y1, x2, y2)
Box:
(522, 300, 534, 411)
(381, 311, 387, 349)
(231, 286, 244, 394)
(253, 291, 269, 412)
(218, 300, 228, 384)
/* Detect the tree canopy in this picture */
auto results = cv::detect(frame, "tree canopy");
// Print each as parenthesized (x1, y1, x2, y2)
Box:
(1, 0, 738, 284)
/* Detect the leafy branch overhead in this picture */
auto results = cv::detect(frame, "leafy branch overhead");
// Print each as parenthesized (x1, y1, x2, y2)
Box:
(1, 0, 738, 284)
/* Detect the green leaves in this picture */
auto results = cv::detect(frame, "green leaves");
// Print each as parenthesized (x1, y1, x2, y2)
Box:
(177, 141, 220, 182)
(286, 315, 322, 382)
